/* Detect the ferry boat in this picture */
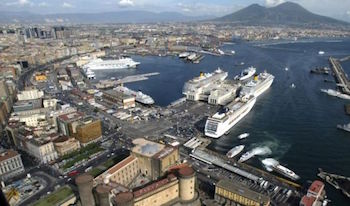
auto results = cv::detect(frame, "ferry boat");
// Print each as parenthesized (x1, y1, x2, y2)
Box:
(114, 86, 154, 105)
(205, 95, 256, 138)
(226, 145, 245, 158)
(238, 150, 255, 163)
(235, 67, 256, 81)
(337, 123, 350, 132)
(83, 68, 96, 80)
(83, 57, 140, 71)
(240, 72, 274, 97)
(238, 133, 249, 140)
(262, 158, 300, 180)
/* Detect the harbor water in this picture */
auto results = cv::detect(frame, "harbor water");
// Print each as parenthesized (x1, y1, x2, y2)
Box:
(95, 39, 350, 205)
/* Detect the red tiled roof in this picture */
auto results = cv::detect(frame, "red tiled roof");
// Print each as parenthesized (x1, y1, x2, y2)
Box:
(300, 196, 316, 206)
(309, 180, 324, 194)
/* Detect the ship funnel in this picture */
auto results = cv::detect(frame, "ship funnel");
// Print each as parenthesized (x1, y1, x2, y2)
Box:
(254, 75, 258, 81)
(200, 72, 204, 77)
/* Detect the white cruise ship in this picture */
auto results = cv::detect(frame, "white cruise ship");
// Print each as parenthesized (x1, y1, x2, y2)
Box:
(235, 67, 256, 81)
(183, 68, 228, 96)
(114, 86, 154, 105)
(83, 57, 140, 71)
(240, 72, 274, 97)
(205, 95, 256, 138)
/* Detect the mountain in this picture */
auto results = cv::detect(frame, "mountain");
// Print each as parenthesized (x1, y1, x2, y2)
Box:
(214, 2, 349, 28)
(0, 11, 214, 24)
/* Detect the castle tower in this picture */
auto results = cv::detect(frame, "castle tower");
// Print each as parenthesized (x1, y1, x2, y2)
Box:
(75, 173, 95, 206)
(96, 184, 111, 206)
(178, 166, 196, 202)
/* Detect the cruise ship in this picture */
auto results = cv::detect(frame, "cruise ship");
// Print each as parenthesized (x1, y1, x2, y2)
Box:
(183, 68, 228, 96)
(83, 57, 140, 71)
(262, 158, 300, 180)
(240, 72, 275, 97)
(204, 95, 256, 138)
(114, 86, 154, 105)
(226, 145, 245, 158)
(234, 67, 256, 81)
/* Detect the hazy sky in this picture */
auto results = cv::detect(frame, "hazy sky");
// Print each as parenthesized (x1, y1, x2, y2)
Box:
(1, 0, 350, 21)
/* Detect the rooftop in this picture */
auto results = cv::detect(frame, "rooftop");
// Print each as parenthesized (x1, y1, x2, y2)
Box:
(0, 149, 19, 162)
(308, 180, 324, 194)
(58, 111, 84, 122)
(132, 138, 165, 158)
(216, 179, 270, 203)
(300, 196, 316, 206)
(107, 156, 136, 176)
(133, 174, 177, 198)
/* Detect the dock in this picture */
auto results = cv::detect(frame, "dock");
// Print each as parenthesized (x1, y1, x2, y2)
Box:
(317, 168, 350, 198)
(95, 72, 160, 89)
(329, 57, 350, 94)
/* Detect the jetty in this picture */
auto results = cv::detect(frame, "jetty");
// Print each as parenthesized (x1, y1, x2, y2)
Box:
(95, 72, 159, 89)
(329, 57, 350, 94)
(317, 168, 350, 198)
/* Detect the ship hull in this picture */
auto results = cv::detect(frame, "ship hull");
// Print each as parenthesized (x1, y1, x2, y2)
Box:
(205, 98, 256, 138)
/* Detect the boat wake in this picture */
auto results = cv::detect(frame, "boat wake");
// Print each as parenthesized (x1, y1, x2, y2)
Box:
(251, 146, 272, 156)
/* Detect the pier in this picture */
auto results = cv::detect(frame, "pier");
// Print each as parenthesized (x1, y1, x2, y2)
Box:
(318, 168, 350, 198)
(95, 72, 160, 89)
(329, 57, 350, 94)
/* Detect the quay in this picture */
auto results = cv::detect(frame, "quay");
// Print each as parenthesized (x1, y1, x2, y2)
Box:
(95, 72, 160, 89)
(329, 57, 350, 94)
(317, 168, 350, 198)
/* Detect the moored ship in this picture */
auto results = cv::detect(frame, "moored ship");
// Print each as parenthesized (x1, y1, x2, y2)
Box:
(238, 150, 255, 163)
(114, 86, 154, 105)
(234, 66, 256, 81)
(183, 68, 228, 96)
(262, 158, 300, 180)
(83, 57, 140, 71)
(240, 72, 274, 97)
(226, 145, 245, 158)
(204, 95, 256, 138)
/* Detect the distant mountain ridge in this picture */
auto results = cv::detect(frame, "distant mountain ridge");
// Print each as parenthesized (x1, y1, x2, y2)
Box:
(0, 11, 214, 24)
(213, 2, 349, 28)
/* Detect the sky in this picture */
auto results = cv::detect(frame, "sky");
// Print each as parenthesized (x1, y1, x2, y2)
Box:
(1, 0, 350, 22)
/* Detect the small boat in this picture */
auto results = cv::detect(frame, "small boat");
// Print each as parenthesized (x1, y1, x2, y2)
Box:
(318, 51, 325, 55)
(291, 83, 296, 88)
(226, 145, 245, 158)
(285, 67, 289, 71)
(238, 133, 249, 139)
(337, 123, 350, 132)
(234, 67, 256, 81)
(238, 150, 255, 163)
(231, 50, 236, 55)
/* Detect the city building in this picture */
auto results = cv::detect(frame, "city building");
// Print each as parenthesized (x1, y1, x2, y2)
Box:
(131, 138, 179, 180)
(25, 139, 58, 164)
(215, 179, 270, 206)
(53, 136, 81, 157)
(73, 117, 102, 146)
(0, 149, 24, 180)
(103, 90, 135, 109)
(95, 155, 139, 187)
(57, 111, 84, 136)
(17, 88, 44, 101)
(113, 166, 200, 206)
